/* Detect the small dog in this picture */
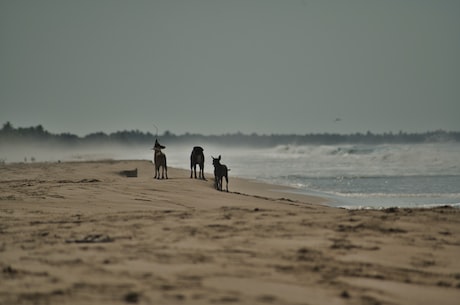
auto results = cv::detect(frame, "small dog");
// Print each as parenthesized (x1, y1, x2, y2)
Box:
(212, 155, 228, 192)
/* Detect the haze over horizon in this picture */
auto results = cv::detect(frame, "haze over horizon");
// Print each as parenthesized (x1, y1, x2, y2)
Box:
(1, 1, 459, 136)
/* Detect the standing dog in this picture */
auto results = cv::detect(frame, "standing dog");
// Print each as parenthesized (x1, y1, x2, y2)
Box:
(212, 155, 228, 192)
(190, 146, 205, 180)
(153, 140, 168, 179)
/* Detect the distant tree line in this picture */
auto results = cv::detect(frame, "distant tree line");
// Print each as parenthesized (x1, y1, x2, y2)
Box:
(1, 121, 459, 147)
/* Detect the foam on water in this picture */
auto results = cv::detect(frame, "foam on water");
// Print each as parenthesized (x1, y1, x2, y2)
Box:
(206, 143, 460, 209)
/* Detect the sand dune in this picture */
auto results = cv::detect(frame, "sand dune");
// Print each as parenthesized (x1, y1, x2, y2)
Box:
(1, 160, 459, 305)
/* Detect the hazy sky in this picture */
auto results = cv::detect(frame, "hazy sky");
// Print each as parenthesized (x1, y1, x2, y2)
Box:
(1, 0, 459, 136)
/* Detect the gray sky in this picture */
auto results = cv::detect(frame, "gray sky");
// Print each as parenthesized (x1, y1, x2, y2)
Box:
(1, 0, 459, 136)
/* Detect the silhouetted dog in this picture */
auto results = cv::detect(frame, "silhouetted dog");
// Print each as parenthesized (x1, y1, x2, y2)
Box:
(190, 146, 205, 180)
(152, 140, 168, 179)
(212, 155, 228, 192)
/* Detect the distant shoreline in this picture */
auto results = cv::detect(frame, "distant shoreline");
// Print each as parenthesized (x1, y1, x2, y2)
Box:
(2, 122, 460, 147)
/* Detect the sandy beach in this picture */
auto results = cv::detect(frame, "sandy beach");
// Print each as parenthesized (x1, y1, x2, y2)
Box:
(1, 160, 459, 305)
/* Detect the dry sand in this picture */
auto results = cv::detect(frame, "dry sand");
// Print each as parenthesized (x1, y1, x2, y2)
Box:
(1, 160, 459, 305)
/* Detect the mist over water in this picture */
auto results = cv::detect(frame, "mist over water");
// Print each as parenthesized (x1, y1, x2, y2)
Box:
(0, 142, 151, 164)
(220, 143, 460, 209)
(169, 142, 460, 209)
(2, 141, 460, 209)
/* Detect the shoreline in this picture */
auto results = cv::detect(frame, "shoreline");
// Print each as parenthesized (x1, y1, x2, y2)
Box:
(1, 159, 330, 207)
(1, 160, 460, 305)
(8, 158, 458, 211)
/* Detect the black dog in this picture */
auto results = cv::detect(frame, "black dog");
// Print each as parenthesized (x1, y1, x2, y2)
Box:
(190, 146, 205, 180)
(212, 155, 228, 192)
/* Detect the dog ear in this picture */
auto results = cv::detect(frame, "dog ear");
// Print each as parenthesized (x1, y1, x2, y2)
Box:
(218, 155, 221, 160)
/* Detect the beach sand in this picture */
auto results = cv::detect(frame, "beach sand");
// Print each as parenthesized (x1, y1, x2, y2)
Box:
(1, 160, 459, 305)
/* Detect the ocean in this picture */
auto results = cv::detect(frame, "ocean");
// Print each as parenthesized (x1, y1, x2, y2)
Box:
(166, 142, 460, 209)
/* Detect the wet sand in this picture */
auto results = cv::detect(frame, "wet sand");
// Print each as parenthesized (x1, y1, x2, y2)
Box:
(1, 160, 459, 305)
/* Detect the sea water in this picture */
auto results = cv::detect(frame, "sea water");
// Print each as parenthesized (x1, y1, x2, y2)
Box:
(167, 142, 460, 209)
